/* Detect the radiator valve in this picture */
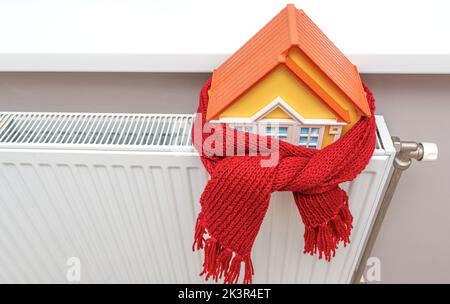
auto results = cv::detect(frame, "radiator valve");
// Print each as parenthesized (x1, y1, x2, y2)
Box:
(391, 136, 438, 170)
(420, 142, 438, 162)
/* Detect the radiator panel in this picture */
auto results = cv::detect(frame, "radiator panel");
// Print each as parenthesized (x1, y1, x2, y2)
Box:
(0, 113, 395, 283)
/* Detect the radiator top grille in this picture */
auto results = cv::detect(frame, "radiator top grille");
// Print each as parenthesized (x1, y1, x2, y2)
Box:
(0, 112, 383, 152)
(0, 112, 195, 151)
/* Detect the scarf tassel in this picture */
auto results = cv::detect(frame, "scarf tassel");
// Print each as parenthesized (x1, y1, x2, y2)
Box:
(303, 203, 353, 261)
(193, 216, 254, 284)
(192, 215, 206, 251)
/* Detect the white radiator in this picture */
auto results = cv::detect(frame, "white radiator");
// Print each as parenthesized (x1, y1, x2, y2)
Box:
(0, 112, 395, 283)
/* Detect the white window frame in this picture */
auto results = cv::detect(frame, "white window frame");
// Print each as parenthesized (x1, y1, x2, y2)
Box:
(230, 121, 325, 149)
(292, 125, 325, 149)
(229, 123, 255, 134)
(258, 122, 294, 142)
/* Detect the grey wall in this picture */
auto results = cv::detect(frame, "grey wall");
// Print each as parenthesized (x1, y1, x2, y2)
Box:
(0, 73, 207, 114)
(0, 72, 448, 283)
(362, 74, 450, 283)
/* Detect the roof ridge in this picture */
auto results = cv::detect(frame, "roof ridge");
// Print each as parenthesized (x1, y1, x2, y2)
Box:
(286, 4, 299, 45)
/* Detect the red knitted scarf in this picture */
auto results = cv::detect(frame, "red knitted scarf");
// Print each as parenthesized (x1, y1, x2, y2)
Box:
(192, 78, 376, 284)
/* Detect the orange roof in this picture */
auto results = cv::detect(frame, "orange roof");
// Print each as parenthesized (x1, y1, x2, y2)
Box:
(207, 4, 371, 121)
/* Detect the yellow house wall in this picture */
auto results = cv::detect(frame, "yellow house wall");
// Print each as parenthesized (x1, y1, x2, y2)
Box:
(220, 65, 337, 120)
(219, 50, 363, 148)
(322, 126, 335, 147)
(220, 65, 341, 148)
(263, 107, 291, 119)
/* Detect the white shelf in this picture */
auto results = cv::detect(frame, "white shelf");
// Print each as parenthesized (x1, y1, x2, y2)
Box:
(1, 0, 450, 73)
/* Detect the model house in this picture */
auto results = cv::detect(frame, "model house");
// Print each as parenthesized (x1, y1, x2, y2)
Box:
(206, 4, 371, 149)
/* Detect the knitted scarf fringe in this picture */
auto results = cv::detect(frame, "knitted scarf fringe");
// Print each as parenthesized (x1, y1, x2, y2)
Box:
(193, 202, 352, 283)
(303, 202, 353, 261)
(193, 215, 254, 284)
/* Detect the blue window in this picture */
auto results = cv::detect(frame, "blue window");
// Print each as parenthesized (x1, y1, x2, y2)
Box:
(266, 126, 289, 141)
(310, 137, 318, 144)
(233, 126, 253, 133)
(278, 127, 288, 135)
(299, 126, 321, 148)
